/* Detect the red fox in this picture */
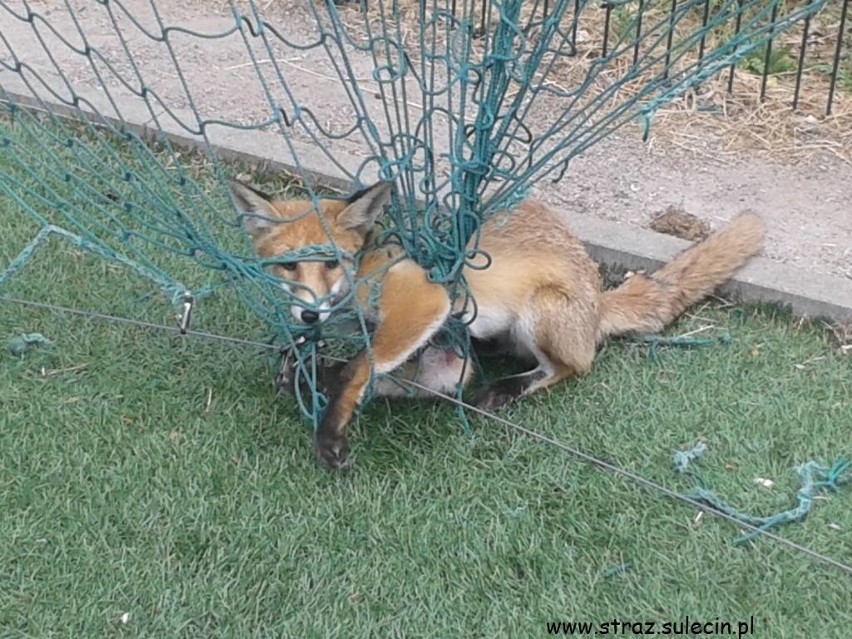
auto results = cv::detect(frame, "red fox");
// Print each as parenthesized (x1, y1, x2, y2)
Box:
(230, 179, 766, 470)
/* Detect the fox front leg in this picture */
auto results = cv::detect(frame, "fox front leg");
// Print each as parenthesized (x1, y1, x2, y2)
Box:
(314, 261, 451, 470)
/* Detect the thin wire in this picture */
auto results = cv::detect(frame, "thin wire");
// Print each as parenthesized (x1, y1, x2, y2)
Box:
(3, 293, 851, 578)
(0, 295, 279, 351)
(395, 378, 852, 577)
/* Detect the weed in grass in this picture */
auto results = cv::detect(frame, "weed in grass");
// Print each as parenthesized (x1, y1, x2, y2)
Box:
(741, 45, 799, 76)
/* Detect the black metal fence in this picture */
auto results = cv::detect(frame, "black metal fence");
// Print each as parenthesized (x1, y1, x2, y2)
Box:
(451, 0, 851, 115)
(596, 0, 849, 114)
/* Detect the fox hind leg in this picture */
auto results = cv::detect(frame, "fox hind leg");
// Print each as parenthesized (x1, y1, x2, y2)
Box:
(474, 286, 597, 412)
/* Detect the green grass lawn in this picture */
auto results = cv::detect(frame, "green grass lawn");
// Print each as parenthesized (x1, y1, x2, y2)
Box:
(1, 111, 851, 637)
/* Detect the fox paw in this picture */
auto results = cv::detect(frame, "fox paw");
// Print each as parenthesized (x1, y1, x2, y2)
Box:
(277, 356, 346, 401)
(314, 432, 351, 470)
(473, 386, 519, 413)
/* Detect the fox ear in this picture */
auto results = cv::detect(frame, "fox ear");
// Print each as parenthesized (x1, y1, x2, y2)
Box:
(337, 181, 392, 235)
(228, 179, 280, 240)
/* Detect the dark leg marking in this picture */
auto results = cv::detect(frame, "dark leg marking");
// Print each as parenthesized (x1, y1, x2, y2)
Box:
(471, 335, 513, 359)
(314, 393, 352, 470)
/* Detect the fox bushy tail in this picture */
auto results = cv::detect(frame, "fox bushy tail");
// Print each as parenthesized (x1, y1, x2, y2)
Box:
(597, 211, 766, 340)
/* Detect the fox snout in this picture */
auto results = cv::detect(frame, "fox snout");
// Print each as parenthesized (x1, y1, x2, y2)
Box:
(281, 264, 349, 325)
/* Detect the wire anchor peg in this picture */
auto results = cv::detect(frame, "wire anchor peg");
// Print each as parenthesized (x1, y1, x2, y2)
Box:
(178, 291, 194, 334)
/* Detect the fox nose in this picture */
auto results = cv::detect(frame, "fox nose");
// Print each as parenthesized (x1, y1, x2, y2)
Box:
(301, 309, 320, 324)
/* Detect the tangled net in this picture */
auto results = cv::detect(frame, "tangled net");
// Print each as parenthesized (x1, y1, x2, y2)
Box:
(0, 0, 826, 425)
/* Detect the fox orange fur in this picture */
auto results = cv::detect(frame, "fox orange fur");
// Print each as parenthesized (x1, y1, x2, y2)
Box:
(230, 179, 766, 470)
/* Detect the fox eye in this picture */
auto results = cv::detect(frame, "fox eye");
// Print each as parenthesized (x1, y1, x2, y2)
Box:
(281, 262, 297, 272)
(325, 259, 339, 270)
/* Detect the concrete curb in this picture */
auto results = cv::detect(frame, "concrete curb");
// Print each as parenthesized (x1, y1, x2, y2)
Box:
(4, 86, 851, 324)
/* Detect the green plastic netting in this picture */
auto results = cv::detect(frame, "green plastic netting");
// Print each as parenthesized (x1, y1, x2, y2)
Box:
(0, 0, 826, 426)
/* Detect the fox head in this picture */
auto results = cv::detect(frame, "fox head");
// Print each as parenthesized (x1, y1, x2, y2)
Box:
(229, 179, 391, 325)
